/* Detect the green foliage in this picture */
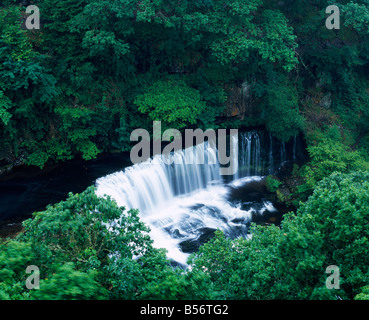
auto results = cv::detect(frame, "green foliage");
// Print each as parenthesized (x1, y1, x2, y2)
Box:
(189, 226, 288, 299)
(31, 262, 108, 300)
(190, 171, 369, 300)
(20, 186, 152, 266)
(54, 105, 100, 161)
(1, 186, 213, 300)
(12, 186, 158, 299)
(24, 139, 73, 168)
(140, 267, 215, 300)
(284, 171, 369, 298)
(354, 286, 369, 300)
(0, 0, 303, 168)
(342, 2, 369, 35)
(0, 90, 12, 125)
(1, 0, 368, 172)
(262, 77, 305, 141)
(0, 4, 58, 166)
(0, 6, 33, 62)
(265, 176, 282, 193)
(188, 230, 252, 299)
(0, 241, 35, 300)
(208, 3, 298, 70)
(303, 138, 369, 189)
(134, 78, 207, 130)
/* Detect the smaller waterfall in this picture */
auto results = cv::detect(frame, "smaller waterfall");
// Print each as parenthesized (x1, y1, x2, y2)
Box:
(269, 134, 274, 174)
(280, 142, 286, 167)
(231, 133, 240, 180)
(237, 131, 305, 176)
(238, 132, 262, 177)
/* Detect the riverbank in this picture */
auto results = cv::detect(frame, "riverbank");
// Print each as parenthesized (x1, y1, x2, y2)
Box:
(0, 218, 24, 239)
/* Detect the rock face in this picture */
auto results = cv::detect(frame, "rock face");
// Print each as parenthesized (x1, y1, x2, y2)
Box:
(0, 150, 14, 177)
(0, 219, 24, 239)
(179, 227, 217, 253)
(0, 164, 13, 177)
(0, 152, 25, 178)
(319, 92, 332, 109)
(225, 81, 251, 120)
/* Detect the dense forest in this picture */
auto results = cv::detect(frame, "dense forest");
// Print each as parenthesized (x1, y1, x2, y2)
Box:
(1, 0, 369, 300)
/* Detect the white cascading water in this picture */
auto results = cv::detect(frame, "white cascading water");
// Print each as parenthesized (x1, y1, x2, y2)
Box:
(238, 132, 262, 177)
(96, 132, 293, 265)
(269, 133, 274, 174)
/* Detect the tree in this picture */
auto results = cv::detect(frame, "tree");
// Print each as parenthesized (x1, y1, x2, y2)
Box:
(3, 186, 206, 300)
(190, 171, 369, 300)
(0, 241, 35, 300)
(355, 286, 369, 300)
(31, 262, 108, 300)
(16, 186, 155, 299)
(0, 4, 57, 167)
(0, 0, 302, 168)
(262, 76, 305, 141)
(284, 171, 369, 299)
(303, 138, 369, 189)
(134, 78, 208, 130)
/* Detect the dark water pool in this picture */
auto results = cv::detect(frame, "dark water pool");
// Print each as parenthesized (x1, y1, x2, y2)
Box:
(0, 152, 131, 223)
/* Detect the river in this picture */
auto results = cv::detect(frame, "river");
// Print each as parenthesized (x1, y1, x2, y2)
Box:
(0, 131, 305, 265)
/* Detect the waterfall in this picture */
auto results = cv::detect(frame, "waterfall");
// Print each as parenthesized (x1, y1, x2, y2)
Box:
(95, 162, 174, 215)
(237, 131, 295, 176)
(96, 141, 222, 215)
(96, 130, 303, 265)
(169, 142, 221, 196)
(269, 133, 274, 174)
(238, 132, 262, 177)
(232, 134, 240, 181)
(280, 141, 286, 167)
